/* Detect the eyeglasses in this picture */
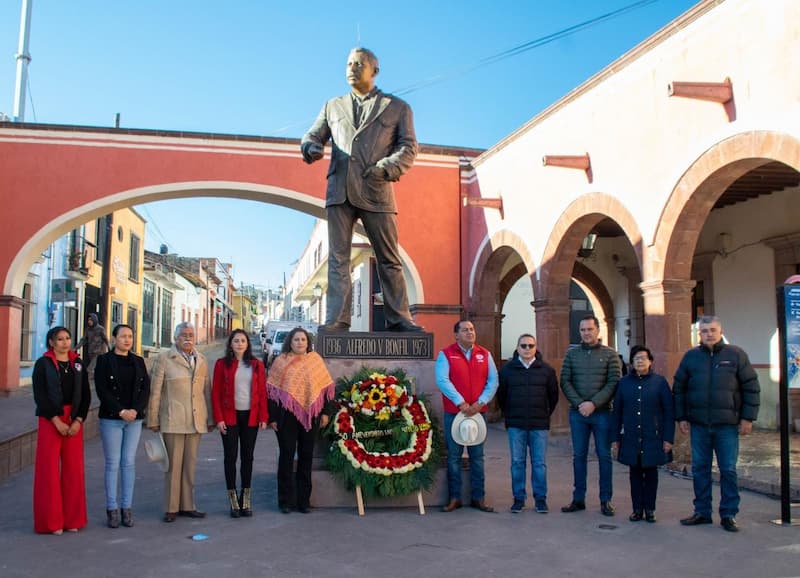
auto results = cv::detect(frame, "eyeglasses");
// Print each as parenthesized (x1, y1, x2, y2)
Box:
(632, 356, 649, 362)
(519, 343, 536, 349)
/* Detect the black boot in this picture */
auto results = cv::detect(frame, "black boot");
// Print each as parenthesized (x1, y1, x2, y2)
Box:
(106, 509, 120, 528)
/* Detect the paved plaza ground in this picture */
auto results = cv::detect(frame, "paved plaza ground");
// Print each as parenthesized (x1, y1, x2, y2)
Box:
(3, 339, 800, 577)
(2, 417, 800, 578)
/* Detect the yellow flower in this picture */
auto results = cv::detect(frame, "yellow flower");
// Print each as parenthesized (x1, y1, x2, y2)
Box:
(368, 388, 385, 404)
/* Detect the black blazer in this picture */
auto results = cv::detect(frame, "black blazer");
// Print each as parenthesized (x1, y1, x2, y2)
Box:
(94, 351, 150, 419)
(301, 89, 418, 212)
(32, 353, 90, 421)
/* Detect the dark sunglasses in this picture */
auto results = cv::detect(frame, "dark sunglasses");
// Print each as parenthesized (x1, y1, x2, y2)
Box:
(519, 343, 536, 349)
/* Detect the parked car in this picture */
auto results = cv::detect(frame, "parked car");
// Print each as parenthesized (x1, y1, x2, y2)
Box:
(262, 322, 317, 368)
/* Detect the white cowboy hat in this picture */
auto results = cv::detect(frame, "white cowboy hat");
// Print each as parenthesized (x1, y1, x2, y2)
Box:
(451, 412, 487, 446)
(144, 432, 170, 473)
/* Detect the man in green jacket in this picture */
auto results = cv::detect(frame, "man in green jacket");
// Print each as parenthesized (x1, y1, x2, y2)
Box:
(560, 314, 621, 516)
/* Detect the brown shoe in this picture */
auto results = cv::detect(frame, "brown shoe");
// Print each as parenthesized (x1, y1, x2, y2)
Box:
(319, 322, 350, 332)
(163, 512, 177, 523)
(441, 499, 463, 512)
(178, 509, 206, 518)
(470, 499, 495, 513)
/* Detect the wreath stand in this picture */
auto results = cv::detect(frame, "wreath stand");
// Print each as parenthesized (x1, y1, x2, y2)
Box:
(355, 484, 426, 516)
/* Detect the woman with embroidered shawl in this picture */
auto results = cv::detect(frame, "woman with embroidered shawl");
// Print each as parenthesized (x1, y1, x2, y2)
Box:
(267, 327, 334, 513)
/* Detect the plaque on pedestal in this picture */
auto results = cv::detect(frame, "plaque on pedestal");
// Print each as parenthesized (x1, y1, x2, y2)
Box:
(317, 330, 433, 360)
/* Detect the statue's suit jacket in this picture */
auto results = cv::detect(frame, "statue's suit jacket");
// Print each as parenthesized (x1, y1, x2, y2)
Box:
(301, 90, 418, 213)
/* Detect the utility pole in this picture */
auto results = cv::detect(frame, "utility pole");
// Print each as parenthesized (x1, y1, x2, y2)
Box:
(13, 0, 33, 122)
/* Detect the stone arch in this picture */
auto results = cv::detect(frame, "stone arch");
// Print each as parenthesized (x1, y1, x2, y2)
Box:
(652, 130, 800, 283)
(538, 192, 643, 301)
(468, 229, 536, 359)
(470, 229, 535, 310)
(534, 192, 643, 432)
(645, 130, 800, 378)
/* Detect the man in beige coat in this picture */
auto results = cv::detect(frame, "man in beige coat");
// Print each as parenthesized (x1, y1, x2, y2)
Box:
(147, 322, 213, 522)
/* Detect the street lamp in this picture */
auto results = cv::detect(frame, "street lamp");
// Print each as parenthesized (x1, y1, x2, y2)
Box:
(312, 283, 323, 324)
(578, 233, 598, 259)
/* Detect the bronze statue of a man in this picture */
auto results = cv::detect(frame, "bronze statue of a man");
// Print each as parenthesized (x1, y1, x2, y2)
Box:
(301, 47, 422, 332)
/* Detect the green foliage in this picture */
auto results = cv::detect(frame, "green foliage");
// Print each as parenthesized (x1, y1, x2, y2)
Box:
(322, 366, 442, 498)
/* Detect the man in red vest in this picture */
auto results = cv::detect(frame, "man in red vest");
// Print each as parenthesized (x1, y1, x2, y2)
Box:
(435, 320, 499, 513)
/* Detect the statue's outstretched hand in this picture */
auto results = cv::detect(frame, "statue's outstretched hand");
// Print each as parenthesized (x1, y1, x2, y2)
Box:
(301, 142, 324, 164)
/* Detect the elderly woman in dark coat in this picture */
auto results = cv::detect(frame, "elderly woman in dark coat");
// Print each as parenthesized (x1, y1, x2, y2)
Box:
(611, 345, 674, 523)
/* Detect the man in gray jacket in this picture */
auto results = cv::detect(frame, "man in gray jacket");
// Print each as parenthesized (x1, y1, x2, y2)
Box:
(560, 314, 621, 516)
(301, 47, 421, 333)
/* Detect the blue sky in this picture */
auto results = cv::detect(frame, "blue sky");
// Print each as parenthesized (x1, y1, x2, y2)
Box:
(1, 0, 697, 287)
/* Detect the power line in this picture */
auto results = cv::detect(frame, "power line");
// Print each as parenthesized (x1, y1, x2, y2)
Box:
(393, 0, 660, 97)
(139, 205, 177, 253)
(269, 0, 660, 135)
(26, 74, 37, 122)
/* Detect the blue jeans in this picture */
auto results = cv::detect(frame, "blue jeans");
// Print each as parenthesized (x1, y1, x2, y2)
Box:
(690, 424, 740, 518)
(444, 412, 485, 501)
(568, 409, 613, 503)
(99, 418, 143, 509)
(508, 428, 548, 502)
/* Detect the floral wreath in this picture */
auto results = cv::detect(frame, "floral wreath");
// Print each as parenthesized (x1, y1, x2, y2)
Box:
(323, 366, 441, 498)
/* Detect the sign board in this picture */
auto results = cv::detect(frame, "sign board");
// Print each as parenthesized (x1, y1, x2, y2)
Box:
(784, 285, 800, 388)
(775, 284, 800, 524)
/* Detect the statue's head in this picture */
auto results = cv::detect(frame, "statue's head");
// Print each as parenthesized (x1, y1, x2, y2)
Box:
(346, 47, 379, 95)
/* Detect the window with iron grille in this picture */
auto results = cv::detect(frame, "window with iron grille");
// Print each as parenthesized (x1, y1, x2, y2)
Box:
(111, 301, 123, 326)
(160, 289, 173, 347)
(142, 279, 155, 347)
(129, 233, 141, 282)
(127, 305, 138, 351)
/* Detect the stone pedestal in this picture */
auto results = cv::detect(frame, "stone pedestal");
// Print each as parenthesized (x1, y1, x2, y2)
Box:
(311, 335, 450, 509)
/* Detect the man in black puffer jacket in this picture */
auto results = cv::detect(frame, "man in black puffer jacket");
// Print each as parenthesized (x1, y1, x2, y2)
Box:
(674, 315, 760, 533)
(497, 334, 558, 514)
